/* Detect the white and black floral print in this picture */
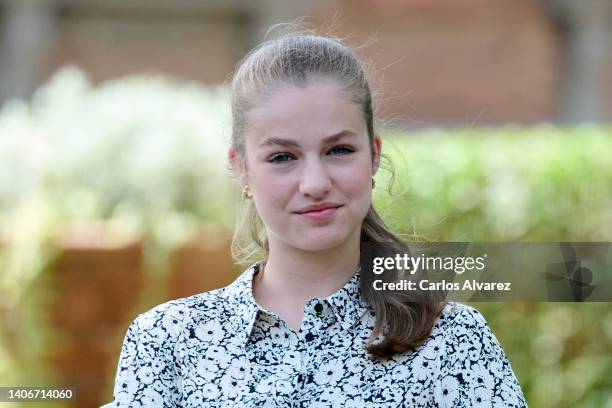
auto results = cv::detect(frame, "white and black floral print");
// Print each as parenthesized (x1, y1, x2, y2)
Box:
(103, 263, 527, 407)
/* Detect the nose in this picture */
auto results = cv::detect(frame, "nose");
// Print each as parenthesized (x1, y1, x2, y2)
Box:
(298, 158, 332, 198)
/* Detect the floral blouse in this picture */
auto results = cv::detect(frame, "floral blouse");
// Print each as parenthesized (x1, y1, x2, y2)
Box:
(103, 262, 527, 407)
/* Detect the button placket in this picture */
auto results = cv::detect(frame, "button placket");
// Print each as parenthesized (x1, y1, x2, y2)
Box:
(297, 300, 327, 394)
(288, 329, 307, 404)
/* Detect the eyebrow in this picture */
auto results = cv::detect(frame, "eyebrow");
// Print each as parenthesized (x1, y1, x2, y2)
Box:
(258, 130, 356, 148)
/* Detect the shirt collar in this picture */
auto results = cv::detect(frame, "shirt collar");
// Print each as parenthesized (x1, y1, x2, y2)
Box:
(221, 262, 371, 345)
(221, 262, 261, 345)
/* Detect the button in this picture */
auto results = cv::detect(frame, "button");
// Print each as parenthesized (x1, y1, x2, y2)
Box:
(314, 302, 323, 314)
(305, 332, 315, 342)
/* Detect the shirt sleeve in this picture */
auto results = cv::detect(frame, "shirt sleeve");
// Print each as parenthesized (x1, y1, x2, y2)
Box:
(434, 306, 528, 407)
(103, 305, 184, 408)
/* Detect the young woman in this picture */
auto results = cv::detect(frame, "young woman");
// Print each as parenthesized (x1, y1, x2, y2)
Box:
(104, 31, 527, 407)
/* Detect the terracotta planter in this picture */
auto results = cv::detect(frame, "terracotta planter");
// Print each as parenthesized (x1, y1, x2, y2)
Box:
(44, 222, 144, 408)
(168, 227, 241, 300)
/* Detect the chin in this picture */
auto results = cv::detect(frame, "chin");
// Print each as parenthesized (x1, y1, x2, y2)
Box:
(291, 230, 351, 252)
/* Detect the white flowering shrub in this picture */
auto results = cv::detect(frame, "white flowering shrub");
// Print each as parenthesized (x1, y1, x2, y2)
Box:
(0, 66, 237, 234)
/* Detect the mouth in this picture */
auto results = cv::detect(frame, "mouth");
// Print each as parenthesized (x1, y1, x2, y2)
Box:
(296, 205, 342, 221)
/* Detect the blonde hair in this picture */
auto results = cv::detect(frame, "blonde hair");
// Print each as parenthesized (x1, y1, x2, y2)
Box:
(228, 27, 442, 360)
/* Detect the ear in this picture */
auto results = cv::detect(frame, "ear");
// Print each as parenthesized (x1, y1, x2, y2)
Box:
(372, 133, 382, 175)
(228, 147, 248, 186)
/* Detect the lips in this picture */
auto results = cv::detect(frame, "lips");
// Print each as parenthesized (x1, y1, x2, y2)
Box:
(295, 204, 343, 222)
(295, 203, 342, 214)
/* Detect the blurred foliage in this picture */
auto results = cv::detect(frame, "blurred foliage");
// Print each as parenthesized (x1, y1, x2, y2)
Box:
(375, 127, 612, 242)
(0, 67, 611, 407)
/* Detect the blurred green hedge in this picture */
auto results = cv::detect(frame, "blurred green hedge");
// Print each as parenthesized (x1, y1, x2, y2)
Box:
(1, 67, 611, 407)
(375, 126, 612, 242)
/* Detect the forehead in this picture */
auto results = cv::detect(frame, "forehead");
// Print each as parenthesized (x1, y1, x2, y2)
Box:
(245, 78, 366, 144)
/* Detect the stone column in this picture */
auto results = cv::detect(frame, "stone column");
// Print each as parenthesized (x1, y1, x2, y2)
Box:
(550, 0, 612, 122)
(0, 0, 55, 103)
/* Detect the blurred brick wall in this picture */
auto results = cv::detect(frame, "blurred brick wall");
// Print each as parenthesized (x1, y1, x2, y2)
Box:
(46, 7, 249, 85)
(25, 0, 611, 125)
(318, 0, 563, 126)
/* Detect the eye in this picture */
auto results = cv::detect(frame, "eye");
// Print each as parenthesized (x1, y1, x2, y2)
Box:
(268, 153, 294, 163)
(328, 146, 354, 155)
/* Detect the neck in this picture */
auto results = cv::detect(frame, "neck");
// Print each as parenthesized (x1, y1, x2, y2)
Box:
(255, 229, 361, 305)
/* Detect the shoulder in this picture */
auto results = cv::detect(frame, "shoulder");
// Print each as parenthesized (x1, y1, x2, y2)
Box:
(433, 302, 490, 336)
(128, 263, 257, 345)
(431, 302, 501, 362)
(433, 302, 512, 371)
(129, 286, 230, 342)
(430, 307, 527, 405)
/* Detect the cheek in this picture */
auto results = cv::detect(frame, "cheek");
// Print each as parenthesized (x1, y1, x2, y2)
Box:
(254, 170, 291, 195)
(249, 167, 293, 214)
(337, 162, 373, 197)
